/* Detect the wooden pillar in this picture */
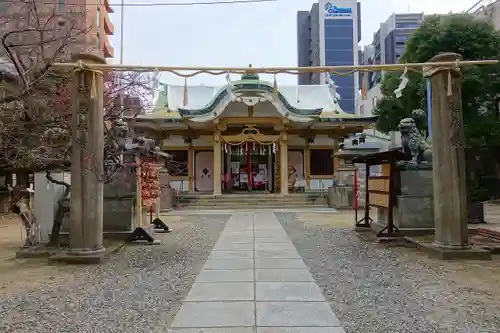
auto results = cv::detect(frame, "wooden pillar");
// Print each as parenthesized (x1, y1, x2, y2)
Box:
(188, 143, 193, 192)
(426, 53, 469, 250)
(280, 132, 289, 195)
(213, 131, 222, 195)
(67, 53, 106, 261)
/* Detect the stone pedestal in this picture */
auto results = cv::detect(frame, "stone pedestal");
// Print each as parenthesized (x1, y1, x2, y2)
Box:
(335, 165, 356, 187)
(59, 171, 135, 237)
(393, 164, 434, 230)
(159, 170, 174, 210)
(328, 185, 354, 208)
(160, 187, 174, 211)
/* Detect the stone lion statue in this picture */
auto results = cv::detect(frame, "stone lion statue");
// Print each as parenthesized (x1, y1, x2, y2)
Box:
(397, 118, 432, 164)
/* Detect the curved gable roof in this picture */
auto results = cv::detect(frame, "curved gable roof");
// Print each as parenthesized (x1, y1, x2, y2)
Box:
(166, 80, 341, 117)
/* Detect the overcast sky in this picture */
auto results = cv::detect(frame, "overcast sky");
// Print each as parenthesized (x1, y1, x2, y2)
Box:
(110, 0, 479, 86)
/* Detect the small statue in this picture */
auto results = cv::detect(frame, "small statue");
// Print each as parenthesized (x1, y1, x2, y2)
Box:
(397, 117, 432, 164)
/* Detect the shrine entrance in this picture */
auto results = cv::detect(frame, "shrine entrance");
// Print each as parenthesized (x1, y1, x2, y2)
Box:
(222, 142, 277, 193)
(219, 126, 281, 194)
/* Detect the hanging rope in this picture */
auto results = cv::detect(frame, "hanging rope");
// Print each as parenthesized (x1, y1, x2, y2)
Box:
(220, 136, 279, 146)
(73, 60, 103, 100)
(54, 59, 498, 77)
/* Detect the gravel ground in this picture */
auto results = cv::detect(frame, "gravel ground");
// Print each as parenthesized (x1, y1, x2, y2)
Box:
(276, 212, 500, 333)
(0, 214, 229, 333)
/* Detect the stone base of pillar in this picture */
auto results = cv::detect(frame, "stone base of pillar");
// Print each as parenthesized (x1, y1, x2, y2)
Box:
(415, 242, 491, 260)
(48, 247, 107, 264)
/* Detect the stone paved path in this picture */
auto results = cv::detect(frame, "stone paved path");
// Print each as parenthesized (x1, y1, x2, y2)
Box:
(168, 212, 345, 333)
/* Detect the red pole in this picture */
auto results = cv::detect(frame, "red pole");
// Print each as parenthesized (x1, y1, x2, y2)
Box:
(353, 168, 358, 210)
(353, 168, 358, 223)
(247, 142, 252, 189)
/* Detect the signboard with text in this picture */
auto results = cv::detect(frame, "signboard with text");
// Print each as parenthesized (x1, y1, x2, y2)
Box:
(324, 2, 353, 19)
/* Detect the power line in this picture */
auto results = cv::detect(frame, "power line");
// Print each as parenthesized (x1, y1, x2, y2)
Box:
(0, 0, 277, 7)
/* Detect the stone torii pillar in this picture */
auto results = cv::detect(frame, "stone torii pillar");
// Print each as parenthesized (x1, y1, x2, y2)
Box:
(425, 52, 490, 259)
(53, 53, 106, 263)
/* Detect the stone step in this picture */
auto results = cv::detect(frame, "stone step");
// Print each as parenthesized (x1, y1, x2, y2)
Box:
(177, 202, 328, 207)
(180, 193, 326, 199)
(179, 199, 327, 204)
(179, 195, 326, 201)
(176, 204, 330, 210)
(176, 193, 329, 210)
(179, 201, 328, 206)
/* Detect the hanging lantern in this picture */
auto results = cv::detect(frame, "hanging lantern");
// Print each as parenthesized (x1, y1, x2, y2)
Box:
(253, 142, 256, 151)
(224, 144, 228, 154)
(272, 143, 276, 154)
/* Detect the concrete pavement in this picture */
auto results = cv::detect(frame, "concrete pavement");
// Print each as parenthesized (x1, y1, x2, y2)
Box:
(168, 212, 345, 332)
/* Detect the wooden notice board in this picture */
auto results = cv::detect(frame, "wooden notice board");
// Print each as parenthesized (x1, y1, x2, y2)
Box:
(367, 176, 390, 208)
(352, 149, 406, 237)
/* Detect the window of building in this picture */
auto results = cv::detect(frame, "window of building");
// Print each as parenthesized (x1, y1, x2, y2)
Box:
(325, 38, 353, 51)
(58, 0, 65, 9)
(395, 34, 409, 43)
(395, 22, 420, 29)
(359, 105, 365, 115)
(164, 150, 189, 176)
(309, 150, 333, 176)
(395, 45, 405, 58)
(372, 96, 378, 107)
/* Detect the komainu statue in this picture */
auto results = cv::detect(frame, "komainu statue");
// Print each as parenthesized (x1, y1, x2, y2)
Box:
(397, 117, 432, 164)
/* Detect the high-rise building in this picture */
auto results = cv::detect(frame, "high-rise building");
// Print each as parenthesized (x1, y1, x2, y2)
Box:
(468, 0, 500, 28)
(297, 0, 361, 114)
(0, 0, 114, 60)
(366, 13, 424, 90)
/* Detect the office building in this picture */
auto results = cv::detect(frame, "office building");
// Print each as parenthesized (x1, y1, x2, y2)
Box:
(0, 0, 114, 59)
(365, 13, 424, 90)
(468, 0, 500, 28)
(297, 0, 361, 114)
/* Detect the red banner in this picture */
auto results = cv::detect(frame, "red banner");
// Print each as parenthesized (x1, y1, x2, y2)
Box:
(140, 161, 162, 207)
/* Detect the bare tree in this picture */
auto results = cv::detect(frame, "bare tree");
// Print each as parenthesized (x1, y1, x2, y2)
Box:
(0, 1, 156, 173)
(0, 1, 159, 246)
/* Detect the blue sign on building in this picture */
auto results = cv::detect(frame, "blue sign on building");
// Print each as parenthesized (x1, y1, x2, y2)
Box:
(324, 3, 352, 18)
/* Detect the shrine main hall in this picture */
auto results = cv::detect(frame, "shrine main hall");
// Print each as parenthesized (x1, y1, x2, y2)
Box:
(127, 72, 376, 195)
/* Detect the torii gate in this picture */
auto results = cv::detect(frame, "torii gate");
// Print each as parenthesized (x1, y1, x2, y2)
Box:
(51, 53, 496, 262)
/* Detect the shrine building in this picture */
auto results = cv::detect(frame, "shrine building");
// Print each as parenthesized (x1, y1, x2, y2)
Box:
(126, 72, 377, 195)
